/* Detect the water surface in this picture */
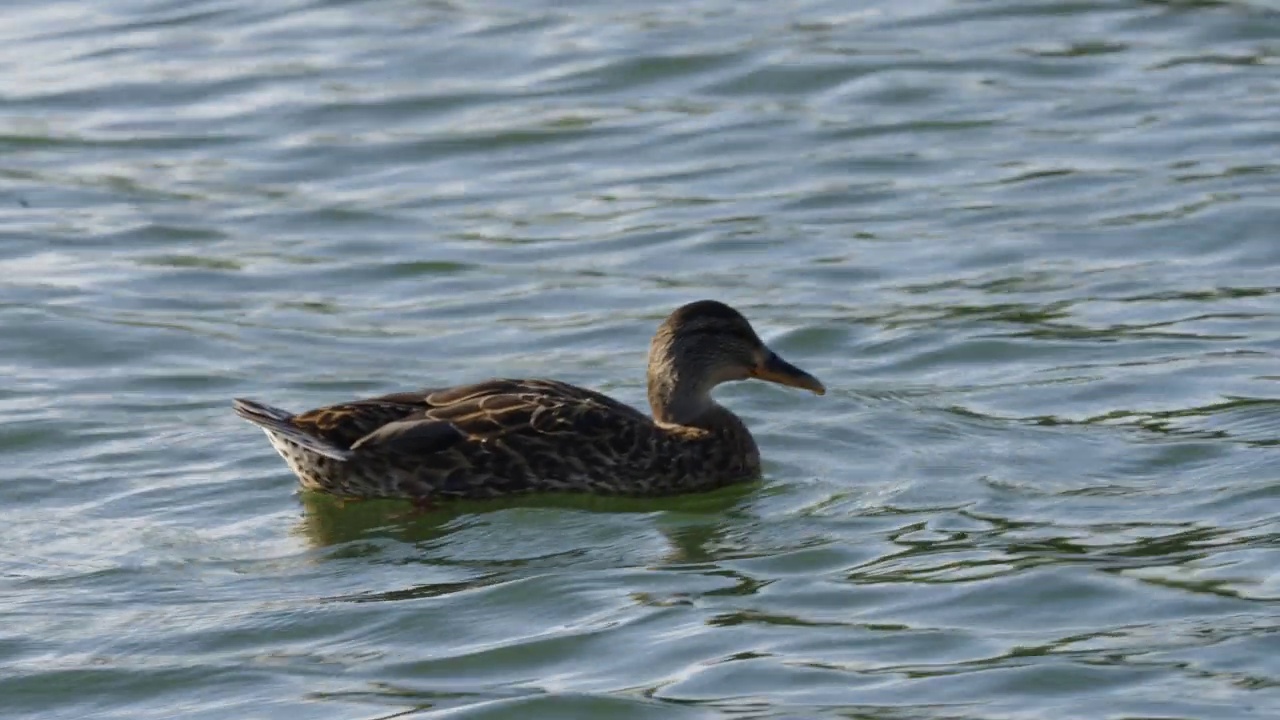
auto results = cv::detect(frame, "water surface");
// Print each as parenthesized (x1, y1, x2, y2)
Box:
(3, 0, 1279, 718)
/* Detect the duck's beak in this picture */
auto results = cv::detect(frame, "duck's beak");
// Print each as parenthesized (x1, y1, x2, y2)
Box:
(751, 349, 826, 395)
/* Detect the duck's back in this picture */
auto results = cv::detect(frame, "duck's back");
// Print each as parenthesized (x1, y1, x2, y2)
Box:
(293, 378, 647, 450)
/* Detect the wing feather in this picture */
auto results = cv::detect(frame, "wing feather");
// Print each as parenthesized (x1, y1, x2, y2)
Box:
(290, 378, 649, 457)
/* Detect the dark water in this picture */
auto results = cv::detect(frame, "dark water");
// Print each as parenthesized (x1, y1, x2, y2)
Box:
(3, 1, 1279, 718)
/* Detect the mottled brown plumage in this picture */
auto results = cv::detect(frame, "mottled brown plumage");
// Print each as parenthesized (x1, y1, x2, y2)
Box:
(233, 300, 824, 501)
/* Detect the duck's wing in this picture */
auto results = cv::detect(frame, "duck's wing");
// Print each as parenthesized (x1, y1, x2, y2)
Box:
(291, 378, 650, 458)
(233, 392, 432, 461)
(284, 395, 430, 452)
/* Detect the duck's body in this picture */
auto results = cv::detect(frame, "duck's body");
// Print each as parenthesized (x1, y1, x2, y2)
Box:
(234, 300, 823, 501)
(234, 378, 759, 499)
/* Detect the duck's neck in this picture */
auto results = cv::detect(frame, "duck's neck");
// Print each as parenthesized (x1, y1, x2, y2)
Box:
(648, 354, 700, 424)
(648, 369, 738, 431)
(650, 390, 713, 427)
(647, 363, 759, 475)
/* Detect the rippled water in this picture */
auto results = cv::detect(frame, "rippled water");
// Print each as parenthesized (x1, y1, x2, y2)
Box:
(4, 0, 1280, 718)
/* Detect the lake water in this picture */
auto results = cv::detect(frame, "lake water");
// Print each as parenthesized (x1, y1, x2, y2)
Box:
(3, 0, 1279, 718)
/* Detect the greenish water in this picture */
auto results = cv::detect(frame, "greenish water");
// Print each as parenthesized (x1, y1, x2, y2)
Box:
(3, 0, 1280, 718)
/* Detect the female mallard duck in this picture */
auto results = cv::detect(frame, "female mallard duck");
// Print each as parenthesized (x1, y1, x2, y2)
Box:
(233, 299, 824, 501)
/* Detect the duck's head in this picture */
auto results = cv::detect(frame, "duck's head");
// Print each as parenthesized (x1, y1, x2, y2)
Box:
(646, 299, 824, 424)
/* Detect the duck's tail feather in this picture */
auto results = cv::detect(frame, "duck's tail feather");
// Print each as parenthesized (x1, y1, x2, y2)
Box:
(232, 398, 352, 461)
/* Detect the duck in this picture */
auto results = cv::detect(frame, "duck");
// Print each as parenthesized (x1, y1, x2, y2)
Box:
(233, 299, 824, 502)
